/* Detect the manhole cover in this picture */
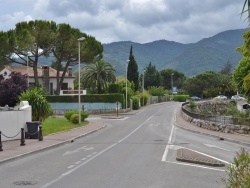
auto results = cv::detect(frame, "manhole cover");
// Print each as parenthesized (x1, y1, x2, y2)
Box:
(14, 181, 38, 186)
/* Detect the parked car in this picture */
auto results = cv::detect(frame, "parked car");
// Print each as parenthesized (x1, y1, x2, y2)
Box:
(190, 96, 201, 101)
(231, 95, 246, 100)
(214, 95, 227, 100)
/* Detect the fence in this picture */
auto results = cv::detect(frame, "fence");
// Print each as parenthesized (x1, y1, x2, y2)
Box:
(182, 103, 250, 126)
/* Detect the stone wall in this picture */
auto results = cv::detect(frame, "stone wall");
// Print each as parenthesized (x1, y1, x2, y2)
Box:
(181, 110, 250, 135)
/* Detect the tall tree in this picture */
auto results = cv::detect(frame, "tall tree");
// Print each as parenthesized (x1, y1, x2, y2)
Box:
(127, 46, 139, 91)
(159, 69, 186, 90)
(82, 60, 116, 94)
(0, 20, 57, 85)
(144, 62, 162, 88)
(52, 24, 103, 94)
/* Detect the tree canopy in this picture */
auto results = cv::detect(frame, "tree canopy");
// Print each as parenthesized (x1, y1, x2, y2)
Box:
(127, 46, 139, 91)
(0, 20, 103, 94)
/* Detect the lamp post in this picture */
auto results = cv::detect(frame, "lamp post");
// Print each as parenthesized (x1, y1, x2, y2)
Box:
(142, 69, 145, 106)
(125, 60, 130, 112)
(26, 55, 29, 88)
(78, 37, 85, 124)
(171, 73, 174, 100)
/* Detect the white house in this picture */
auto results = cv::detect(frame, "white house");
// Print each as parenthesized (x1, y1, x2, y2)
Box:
(0, 65, 75, 95)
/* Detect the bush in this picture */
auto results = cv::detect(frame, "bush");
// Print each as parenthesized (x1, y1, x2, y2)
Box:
(64, 110, 89, 122)
(0, 71, 28, 107)
(70, 114, 79, 124)
(173, 95, 190, 102)
(64, 110, 78, 121)
(148, 86, 165, 96)
(19, 87, 52, 121)
(222, 148, 250, 187)
(131, 96, 140, 110)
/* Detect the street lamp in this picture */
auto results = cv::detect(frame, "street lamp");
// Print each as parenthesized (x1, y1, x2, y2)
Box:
(26, 55, 29, 88)
(171, 73, 174, 100)
(142, 69, 145, 106)
(78, 37, 85, 124)
(125, 60, 130, 112)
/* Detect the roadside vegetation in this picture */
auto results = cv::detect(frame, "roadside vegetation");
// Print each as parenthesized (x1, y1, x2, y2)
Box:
(42, 116, 88, 136)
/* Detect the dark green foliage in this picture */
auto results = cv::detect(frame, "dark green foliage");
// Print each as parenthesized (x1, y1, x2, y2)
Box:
(144, 62, 163, 88)
(0, 71, 28, 107)
(159, 69, 186, 90)
(70, 114, 79, 124)
(173, 95, 189, 102)
(108, 83, 121, 93)
(131, 96, 140, 110)
(127, 46, 139, 91)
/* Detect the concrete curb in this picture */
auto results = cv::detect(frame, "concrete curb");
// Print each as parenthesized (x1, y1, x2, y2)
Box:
(174, 122, 250, 147)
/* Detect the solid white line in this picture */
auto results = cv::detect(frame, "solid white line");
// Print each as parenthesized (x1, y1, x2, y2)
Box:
(161, 109, 177, 161)
(203, 143, 231, 151)
(41, 115, 155, 188)
(163, 160, 225, 172)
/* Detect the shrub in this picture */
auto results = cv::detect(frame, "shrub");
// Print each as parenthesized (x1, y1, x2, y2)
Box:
(0, 71, 28, 107)
(173, 95, 190, 102)
(19, 87, 52, 121)
(148, 86, 165, 96)
(64, 110, 89, 122)
(189, 101, 197, 111)
(222, 148, 250, 187)
(131, 96, 140, 110)
(70, 114, 79, 124)
(64, 110, 78, 121)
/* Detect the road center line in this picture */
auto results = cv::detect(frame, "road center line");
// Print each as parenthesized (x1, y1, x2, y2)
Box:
(161, 109, 176, 161)
(41, 115, 155, 188)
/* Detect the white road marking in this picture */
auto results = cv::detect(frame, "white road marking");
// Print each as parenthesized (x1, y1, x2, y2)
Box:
(163, 160, 225, 172)
(67, 165, 74, 169)
(161, 109, 176, 161)
(75, 161, 81, 165)
(41, 115, 156, 188)
(81, 158, 86, 161)
(204, 143, 231, 151)
(63, 146, 94, 156)
(149, 123, 159, 127)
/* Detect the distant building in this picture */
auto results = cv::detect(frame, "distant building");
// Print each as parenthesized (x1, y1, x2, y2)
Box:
(0, 65, 75, 95)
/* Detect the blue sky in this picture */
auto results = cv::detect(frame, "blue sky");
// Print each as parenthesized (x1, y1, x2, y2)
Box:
(0, 0, 248, 44)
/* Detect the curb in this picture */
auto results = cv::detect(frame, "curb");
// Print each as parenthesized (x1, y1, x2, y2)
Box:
(0, 124, 107, 165)
(174, 122, 250, 147)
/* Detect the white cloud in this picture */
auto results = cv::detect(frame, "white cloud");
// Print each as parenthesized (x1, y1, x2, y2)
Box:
(0, 0, 248, 43)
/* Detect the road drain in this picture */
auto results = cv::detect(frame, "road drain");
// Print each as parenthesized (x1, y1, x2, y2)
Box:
(14, 181, 38, 186)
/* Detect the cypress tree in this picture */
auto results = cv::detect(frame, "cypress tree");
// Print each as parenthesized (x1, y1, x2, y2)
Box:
(127, 46, 139, 91)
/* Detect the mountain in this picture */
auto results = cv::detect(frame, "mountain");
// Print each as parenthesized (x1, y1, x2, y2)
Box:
(103, 29, 247, 77)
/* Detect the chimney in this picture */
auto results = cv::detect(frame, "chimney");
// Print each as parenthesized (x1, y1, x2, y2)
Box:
(68, 66, 72, 77)
(42, 65, 50, 94)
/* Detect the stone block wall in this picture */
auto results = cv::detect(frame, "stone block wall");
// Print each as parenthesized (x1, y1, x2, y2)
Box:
(181, 110, 250, 135)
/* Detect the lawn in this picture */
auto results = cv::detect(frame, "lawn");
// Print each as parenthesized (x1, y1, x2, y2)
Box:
(42, 116, 89, 136)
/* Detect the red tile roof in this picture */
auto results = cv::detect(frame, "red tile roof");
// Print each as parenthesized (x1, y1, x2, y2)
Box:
(4, 65, 75, 78)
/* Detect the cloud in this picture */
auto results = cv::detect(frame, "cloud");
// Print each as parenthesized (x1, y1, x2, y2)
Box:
(0, 0, 248, 43)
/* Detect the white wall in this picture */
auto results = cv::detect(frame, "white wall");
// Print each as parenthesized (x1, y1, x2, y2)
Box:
(0, 102, 32, 141)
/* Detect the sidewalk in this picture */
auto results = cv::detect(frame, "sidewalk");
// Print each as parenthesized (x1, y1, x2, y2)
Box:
(0, 120, 106, 164)
(0, 107, 249, 165)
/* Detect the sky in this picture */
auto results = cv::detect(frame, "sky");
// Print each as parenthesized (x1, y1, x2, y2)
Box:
(0, 0, 249, 44)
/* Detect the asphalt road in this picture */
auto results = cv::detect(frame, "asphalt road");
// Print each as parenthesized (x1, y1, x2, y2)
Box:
(0, 102, 249, 188)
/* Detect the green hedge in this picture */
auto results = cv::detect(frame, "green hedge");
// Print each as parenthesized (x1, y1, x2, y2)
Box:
(173, 95, 190, 102)
(131, 96, 140, 110)
(46, 93, 125, 108)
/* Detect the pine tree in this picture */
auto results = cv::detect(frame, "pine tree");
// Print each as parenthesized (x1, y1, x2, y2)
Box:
(127, 46, 139, 91)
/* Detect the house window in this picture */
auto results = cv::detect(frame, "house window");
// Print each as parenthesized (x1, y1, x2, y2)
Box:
(61, 83, 68, 90)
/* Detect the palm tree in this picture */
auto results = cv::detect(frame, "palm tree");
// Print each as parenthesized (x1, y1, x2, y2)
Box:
(82, 60, 116, 94)
(242, 0, 250, 22)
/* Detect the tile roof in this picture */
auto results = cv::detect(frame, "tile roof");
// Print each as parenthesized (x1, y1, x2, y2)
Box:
(4, 65, 75, 78)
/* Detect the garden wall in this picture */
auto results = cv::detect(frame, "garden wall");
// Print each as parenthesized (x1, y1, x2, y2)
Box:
(0, 101, 32, 141)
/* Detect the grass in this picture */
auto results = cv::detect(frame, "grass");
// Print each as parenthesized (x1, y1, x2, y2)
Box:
(41, 116, 89, 136)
